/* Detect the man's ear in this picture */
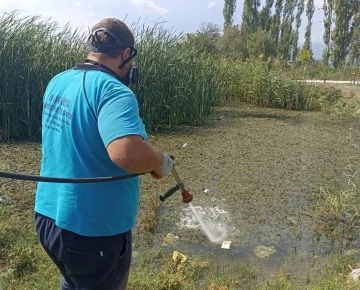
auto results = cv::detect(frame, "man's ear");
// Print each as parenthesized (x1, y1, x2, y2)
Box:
(122, 47, 131, 61)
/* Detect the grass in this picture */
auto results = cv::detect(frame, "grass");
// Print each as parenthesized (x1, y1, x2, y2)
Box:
(311, 124, 360, 241)
(305, 83, 360, 117)
(267, 58, 360, 83)
(286, 64, 360, 83)
(2, 215, 360, 290)
(312, 169, 360, 241)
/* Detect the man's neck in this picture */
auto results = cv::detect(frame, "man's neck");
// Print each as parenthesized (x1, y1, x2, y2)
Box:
(86, 56, 119, 75)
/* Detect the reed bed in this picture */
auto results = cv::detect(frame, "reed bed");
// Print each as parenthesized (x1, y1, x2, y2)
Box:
(0, 11, 345, 141)
(0, 12, 225, 140)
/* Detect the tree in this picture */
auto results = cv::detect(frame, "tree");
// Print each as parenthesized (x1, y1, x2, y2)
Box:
(278, 0, 297, 60)
(252, 0, 261, 31)
(185, 22, 221, 54)
(349, 10, 360, 66)
(303, 0, 315, 52)
(298, 48, 313, 64)
(223, 0, 237, 28)
(270, 0, 284, 48)
(258, 0, 275, 32)
(292, 0, 305, 62)
(322, 0, 334, 65)
(331, 0, 359, 68)
(218, 25, 249, 60)
(247, 29, 277, 58)
(298, 48, 313, 78)
(242, 0, 261, 32)
(241, 0, 253, 32)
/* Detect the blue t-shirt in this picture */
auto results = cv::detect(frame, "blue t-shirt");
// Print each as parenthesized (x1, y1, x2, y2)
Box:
(35, 64, 148, 237)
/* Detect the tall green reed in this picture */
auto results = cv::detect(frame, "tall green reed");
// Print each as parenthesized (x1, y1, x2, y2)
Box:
(131, 22, 226, 132)
(0, 11, 88, 141)
(0, 11, 346, 141)
(0, 12, 225, 141)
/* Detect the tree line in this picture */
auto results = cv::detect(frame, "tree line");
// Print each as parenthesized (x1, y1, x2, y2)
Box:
(186, 0, 360, 68)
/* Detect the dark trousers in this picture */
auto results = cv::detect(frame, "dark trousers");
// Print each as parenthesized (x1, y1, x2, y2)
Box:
(35, 212, 132, 290)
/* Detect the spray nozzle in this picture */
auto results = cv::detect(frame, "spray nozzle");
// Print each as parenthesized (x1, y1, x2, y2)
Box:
(159, 155, 193, 203)
(181, 190, 193, 203)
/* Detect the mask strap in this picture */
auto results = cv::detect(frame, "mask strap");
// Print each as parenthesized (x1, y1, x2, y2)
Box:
(119, 47, 138, 70)
(88, 27, 138, 70)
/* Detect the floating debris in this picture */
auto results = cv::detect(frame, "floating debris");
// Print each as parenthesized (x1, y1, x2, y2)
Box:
(340, 211, 352, 223)
(132, 250, 140, 258)
(221, 241, 232, 249)
(348, 265, 360, 280)
(287, 216, 299, 226)
(204, 188, 210, 193)
(172, 251, 187, 270)
(0, 195, 13, 205)
(254, 246, 276, 258)
(345, 249, 360, 257)
(163, 233, 180, 245)
(182, 143, 188, 148)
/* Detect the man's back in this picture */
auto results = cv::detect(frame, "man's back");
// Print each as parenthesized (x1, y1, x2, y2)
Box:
(35, 67, 148, 237)
(33, 18, 175, 290)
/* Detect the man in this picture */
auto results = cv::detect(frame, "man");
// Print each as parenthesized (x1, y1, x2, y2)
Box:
(34, 18, 174, 290)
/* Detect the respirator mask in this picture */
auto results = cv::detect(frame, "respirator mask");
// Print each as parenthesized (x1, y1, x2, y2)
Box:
(87, 27, 139, 86)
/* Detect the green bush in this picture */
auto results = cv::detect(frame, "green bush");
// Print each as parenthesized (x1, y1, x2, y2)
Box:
(222, 58, 342, 111)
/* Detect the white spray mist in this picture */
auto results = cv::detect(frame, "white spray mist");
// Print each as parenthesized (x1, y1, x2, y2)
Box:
(189, 202, 227, 244)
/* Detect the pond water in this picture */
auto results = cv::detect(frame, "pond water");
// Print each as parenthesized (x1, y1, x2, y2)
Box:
(143, 102, 360, 284)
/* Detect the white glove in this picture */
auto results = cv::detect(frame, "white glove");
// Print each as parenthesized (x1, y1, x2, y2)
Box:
(150, 153, 174, 179)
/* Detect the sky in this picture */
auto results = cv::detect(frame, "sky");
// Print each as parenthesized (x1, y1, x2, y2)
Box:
(0, 0, 326, 44)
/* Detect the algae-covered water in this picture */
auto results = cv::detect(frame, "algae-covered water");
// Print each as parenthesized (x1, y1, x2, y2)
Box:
(1, 101, 360, 287)
(138, 102, 360, 283)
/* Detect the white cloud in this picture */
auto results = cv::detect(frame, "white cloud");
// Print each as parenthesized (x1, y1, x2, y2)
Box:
(208, 1, 216, 8)
(0, 0, 10, 9)
(0, 0, 39, 9)
(130, 0, 168, 14)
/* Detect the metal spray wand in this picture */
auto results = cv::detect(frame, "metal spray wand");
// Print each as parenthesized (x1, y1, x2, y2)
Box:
(159, 156, 193, 203)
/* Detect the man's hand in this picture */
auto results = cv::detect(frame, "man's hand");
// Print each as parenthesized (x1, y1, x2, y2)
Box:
(150, 153, 174, 179)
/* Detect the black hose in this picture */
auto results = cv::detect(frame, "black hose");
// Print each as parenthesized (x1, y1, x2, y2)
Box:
(0, 171, 146, 183)
(0, 157, 175, 184)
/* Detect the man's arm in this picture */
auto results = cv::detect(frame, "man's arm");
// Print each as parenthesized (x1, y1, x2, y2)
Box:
(97, 85, 172, 177)
(107, 135, 164, 174)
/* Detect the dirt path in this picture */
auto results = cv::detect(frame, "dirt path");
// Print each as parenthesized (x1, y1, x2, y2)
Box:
(302, 80, 359, 85)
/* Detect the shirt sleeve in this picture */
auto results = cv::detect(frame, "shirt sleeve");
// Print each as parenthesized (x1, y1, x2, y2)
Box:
(97, 85, 148, 148)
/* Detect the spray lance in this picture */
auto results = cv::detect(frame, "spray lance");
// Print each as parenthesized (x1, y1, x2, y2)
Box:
(160, 156, 226, 244)
(159, 155, 193, 203)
